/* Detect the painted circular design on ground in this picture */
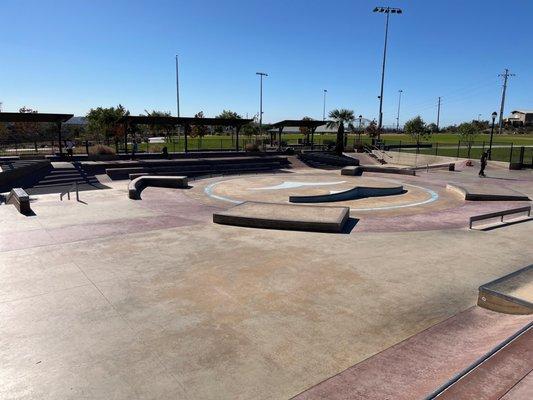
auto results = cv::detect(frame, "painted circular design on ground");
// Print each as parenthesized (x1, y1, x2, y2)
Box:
(201, 174, 440, 212)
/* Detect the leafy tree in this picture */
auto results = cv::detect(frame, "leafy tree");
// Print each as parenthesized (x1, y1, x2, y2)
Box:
(365, 119, 379, 139)
(143, 109, 174, 141)
(86, 104, 129, 144)
(215, 110, 242, 136)
(299, 116, 313, 145)
(404, 116, 430, 144)
(190, 111, 208, 138)
(457, 122, 479, 145)
(427, 123, 439, 133)
(0, 123, 9, 141)
(327, 109, 355, 154)
(13, 107, 39, 142)
(217, 110, 242, 119)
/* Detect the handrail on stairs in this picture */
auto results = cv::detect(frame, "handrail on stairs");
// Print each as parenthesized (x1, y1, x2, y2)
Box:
(60, 181, 80, 202)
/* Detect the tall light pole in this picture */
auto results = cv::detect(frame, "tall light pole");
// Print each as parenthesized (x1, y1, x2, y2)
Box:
(175, 55, 180, 117)
(396, 89, 403, 131)
(488, 111, 497, 160)
(373, 6, 403, 136)
(436, 96, 441, 131)
(322, 89, 328, 121)
(256, 72, 268, 135)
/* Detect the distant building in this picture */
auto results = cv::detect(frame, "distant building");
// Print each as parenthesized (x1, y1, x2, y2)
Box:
(504, 110, 533, 127)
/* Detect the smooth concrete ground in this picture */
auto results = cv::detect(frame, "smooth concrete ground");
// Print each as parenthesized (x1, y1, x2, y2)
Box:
(1, 163, 532, 399)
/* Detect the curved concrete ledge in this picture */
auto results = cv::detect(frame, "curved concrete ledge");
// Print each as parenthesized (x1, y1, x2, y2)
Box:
(478, 265, 533, 315)
(6, 188, 32, 215)
(213, 201, 349, 233)
(341, 165, 416, 176)
(128, 175, 188, 200)
(447, 183, 530, 201)
(289, 185, 404, 203)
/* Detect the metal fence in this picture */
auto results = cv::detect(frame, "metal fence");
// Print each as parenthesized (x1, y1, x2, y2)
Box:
(382, 140, 532, 166)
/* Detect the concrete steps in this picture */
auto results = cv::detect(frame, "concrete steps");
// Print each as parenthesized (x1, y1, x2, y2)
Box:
(25, 163, 107, 195)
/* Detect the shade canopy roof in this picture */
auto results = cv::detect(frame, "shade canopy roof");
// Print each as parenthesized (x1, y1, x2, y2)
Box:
(118, 115, 253, 127)
(0, 112, 74, 123)
(270, 119, 329, 129)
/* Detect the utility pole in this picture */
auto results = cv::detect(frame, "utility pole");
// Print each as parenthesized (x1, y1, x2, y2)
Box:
(498, 68, 515, 135)
(436, 96, 441, 131)
(256, 72, 268, 135)
(175, 55, 180, 117)
(322, 89, 327, 121)
(396, 89, 403, 131)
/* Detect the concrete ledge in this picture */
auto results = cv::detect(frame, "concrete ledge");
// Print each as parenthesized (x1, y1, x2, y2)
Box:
(128, 175, 188, 200)
(447, 183, 530, 201)
(289, 185, 404, 203)
(6, 187, 32, 215)
(341, 165, 416, 176)
(213, 201, 349, 233)
(411, 162, 456, 171)
(478, 265, 533, 315)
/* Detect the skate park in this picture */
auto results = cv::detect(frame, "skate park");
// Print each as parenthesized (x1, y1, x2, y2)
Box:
(1, 144, 532, 399)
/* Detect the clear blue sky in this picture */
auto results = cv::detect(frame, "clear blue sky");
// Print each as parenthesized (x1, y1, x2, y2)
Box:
(1, 0, 531, 126)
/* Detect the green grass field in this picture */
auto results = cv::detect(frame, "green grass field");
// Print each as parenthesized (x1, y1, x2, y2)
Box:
(135, 132, 533, 153)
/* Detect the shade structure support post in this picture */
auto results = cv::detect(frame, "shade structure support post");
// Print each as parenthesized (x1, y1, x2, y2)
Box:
(57, 122, 63, 158)
(310, 127, 317, 150)
(278, 127, 283, 152)
(184, 124, 190, 153)
(235, 125, 241, 152)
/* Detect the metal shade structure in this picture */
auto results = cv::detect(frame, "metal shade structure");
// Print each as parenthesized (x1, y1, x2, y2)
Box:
(0, 112, 74, 157)
(270, 119, 328, 150)
(117, 115, 253, 153)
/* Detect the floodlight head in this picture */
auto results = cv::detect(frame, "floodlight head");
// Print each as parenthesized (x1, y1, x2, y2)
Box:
(373, 7, 379, 12)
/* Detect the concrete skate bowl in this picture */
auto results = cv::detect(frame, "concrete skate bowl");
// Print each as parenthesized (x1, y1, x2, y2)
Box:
(289, 184, 405, 203)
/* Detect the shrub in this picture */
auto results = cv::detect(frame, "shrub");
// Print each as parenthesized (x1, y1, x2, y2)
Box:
(88, 144, 116, 156)
(245, 142, 260, 152)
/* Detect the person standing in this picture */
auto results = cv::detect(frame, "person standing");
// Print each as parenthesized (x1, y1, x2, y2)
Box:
(479, 151, 488, 177)
(65, 140, 74, 159)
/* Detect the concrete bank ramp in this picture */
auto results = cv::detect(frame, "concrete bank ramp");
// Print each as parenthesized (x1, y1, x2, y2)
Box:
(478, 265, 533, 315)
(447, 183, 530, 201)
(213, 201, 349, 233)
(289, 184, 404, 203)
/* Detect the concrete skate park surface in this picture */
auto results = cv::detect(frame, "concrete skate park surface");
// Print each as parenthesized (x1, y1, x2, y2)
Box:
(0, 162, 532, 399)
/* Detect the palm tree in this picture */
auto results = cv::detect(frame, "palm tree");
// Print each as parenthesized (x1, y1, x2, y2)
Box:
(327, 109, 355, 155)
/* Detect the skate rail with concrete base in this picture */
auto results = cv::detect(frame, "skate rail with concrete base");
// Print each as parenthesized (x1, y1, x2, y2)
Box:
(128, 175, 188, 200)
(213, 201, 350, 233)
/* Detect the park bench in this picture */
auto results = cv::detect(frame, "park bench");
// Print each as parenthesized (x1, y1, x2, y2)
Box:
(128, 175, 188, 200)
(469, 206, 531, 229)
(6, 187, 32, 215)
